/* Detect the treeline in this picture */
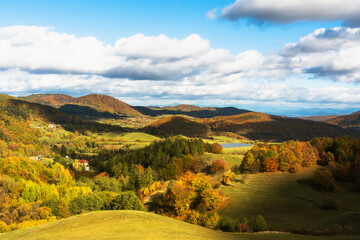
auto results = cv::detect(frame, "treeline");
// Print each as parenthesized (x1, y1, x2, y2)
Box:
(239, 140, 317, 173)
(311, 136, 360, 183)
(238, 136, 360, 185)
(102, 137, 221, 189)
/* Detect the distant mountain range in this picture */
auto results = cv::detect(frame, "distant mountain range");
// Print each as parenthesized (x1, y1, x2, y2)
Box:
(15, 93, 360, 141)
(133, 105, 250, 118)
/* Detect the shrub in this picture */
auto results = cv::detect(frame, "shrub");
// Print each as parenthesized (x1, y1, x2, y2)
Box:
(185, 210, 203, 225)
(218, 217, 238, 232)
(203, 212, 220, 229)
(221, 172, 235, 185)
(237, 217, 249, 232)
(313, 169, 337, 191)
(252, 215, 267, 232)
(322, 197, 339, 210)
(0, 221, 10, 233)
(110, 191, 143, 211)
(200, 188, 222, 210)
(210, 159, 227, 174)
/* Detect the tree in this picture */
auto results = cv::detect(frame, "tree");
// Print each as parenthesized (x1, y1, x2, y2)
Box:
(313, 169, 337, 191)
(252, 215, 267, 232)
(211, 143, 223, 154)
(110, 192, 143, 211)
(209, 159, 227, 174)
(241, 151, 255, 173)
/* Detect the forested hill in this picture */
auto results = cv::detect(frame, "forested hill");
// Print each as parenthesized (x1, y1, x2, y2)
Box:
(0, 94, 126, 154)
(325, 111, 360, 129)
(198, 112, 358, 141)
(21, 94, 75, 107)
(143, 116, 209, 138)
(133, 105, 250, 118)
(21, 93, 143, 119)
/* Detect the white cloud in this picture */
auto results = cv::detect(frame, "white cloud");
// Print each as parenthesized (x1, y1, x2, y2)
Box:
(206, 8, 219, 20)
(1, 25, 360, 111)
(220, 0, 360, 26)
(279, 27, 360, 82)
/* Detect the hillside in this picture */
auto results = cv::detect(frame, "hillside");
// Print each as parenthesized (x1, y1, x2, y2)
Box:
(134, 105, 250, 118)
(144, 116, 209, 138)
(0, 94, 125, 138)
(21, 93, 143, 119)
(21, 94, 75, 107)
(68, 94, 142, 117)
(325, 111, 360, 129)
(199, 112, 357, 141)
(2, 211, 356, 240)
(298, 115, 339, 122)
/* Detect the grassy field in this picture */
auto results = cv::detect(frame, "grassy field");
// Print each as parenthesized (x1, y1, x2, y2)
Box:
(96, 132, 161, 150)
(201, 153, 244, 168)
(219, 167, 360, 235)
(2, 211, 359, 240)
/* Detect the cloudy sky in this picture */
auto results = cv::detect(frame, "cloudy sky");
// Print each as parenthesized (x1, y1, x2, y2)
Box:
(1, 0, 360, 116)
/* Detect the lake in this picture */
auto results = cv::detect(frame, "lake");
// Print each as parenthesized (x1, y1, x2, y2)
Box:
(221, 143, 252, 148)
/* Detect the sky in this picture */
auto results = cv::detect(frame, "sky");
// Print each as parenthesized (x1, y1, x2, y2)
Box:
(1, 0, 360, 116)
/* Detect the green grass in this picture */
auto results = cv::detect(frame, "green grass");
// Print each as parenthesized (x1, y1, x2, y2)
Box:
(201, 153, 243, 168)
(219, 167, 360, 235)
(2, 211, 358, 240)
(96, 132, 160, 142)
(223, 146, 252, 155)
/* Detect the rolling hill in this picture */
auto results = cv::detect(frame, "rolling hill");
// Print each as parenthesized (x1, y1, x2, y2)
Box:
(22, 93, 143, 119)
(298, 115, 339, 122)
(21, 93, 75, 107)
(2, 210, 356, 240)
(143, 116, 209, 138)
(134, 105, 250, 118)
(141, 112, 356, 141)
(199, 112, 357, 141)
(0, 94, 125, 136)
(325, 111, 360, 129)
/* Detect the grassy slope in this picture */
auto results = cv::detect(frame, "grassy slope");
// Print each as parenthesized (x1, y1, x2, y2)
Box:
(2, 211, 357, 240)
(219, 168, 360, 234)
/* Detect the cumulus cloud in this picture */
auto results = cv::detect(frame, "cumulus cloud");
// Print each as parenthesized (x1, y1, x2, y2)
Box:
(220, 0, 360, 26)
(1, 25, 360, 111)
(279, 27, 360, 82)
(0, 26, 264, 80)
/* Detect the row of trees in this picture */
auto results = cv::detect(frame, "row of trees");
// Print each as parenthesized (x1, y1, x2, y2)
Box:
(240, 140, 317, 173)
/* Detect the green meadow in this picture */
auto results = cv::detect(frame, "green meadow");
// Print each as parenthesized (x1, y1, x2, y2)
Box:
(219, 167, 360, 235)
(2, 211, 358, 240)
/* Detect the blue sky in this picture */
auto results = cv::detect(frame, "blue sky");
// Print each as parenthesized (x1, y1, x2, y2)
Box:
(1, 0, 360, 116)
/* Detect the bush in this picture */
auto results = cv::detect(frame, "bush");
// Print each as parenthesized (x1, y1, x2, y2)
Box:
(322, 197, 339, 210)
(237, 217, 249, 232)
(0, 221, 10, 233)
(110, 191, 143, 211)
(210, 159, 227, 174)
(185, 210, 203, 225)
(218, 217, 238, 232)
(252, 215, 267, 232)
(313, 169, 337, 191)
(69, 192, 109, 214)
(203, 212, 220, 229)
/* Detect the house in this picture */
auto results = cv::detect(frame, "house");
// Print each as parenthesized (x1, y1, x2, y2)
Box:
(48, 124, 55, 129)
(35, 155, 43, 160)
(79, 159, 90, 171)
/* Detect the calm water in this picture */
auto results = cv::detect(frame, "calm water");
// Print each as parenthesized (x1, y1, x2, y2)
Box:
(221, 143, 252, 148)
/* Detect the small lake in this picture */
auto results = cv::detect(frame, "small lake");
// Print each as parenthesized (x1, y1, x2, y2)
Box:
(221, 143, 252, 148)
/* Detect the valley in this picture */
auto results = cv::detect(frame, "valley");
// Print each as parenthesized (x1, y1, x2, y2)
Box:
(0, 93, 360, 239)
